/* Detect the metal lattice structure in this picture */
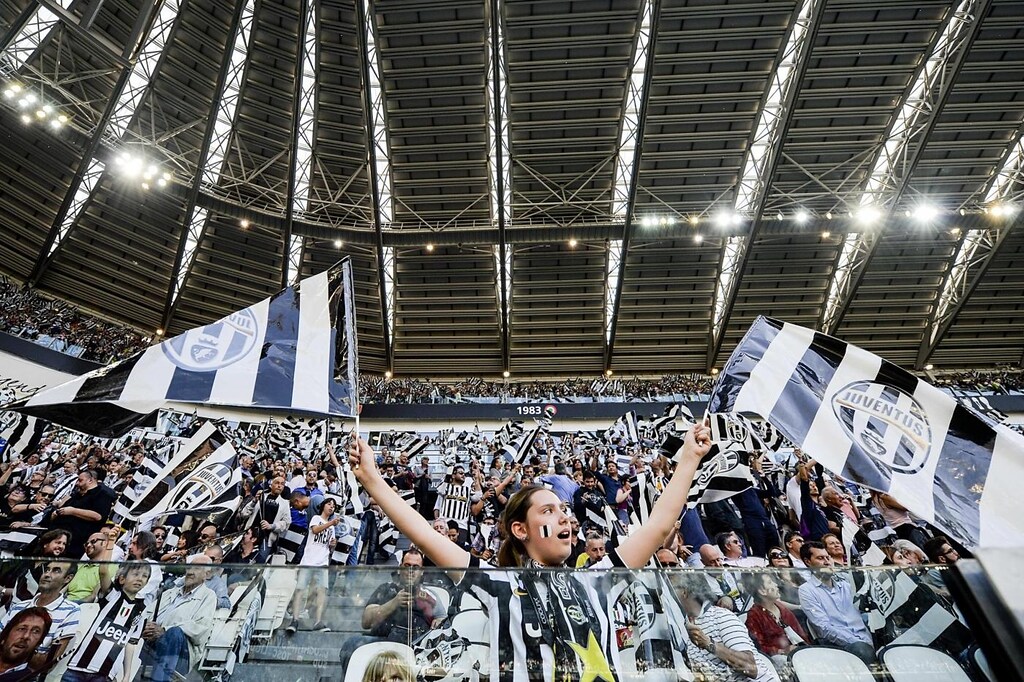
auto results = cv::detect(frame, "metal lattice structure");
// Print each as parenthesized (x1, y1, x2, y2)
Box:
(1, 0, 1022, 376)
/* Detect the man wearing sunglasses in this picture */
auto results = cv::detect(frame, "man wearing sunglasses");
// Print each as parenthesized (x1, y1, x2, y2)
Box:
(8, 486, 56, 528)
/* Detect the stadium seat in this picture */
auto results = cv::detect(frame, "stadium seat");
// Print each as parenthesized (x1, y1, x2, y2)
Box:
(343, 641, 415, 682)
(789, 646, 874, 682)
(880, 645, 971, 682)
(253, 562, 298, 641)
(198, 581, 265, 678)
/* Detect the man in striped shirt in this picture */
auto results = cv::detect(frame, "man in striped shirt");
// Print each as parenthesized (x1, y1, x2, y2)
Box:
(671, 571, 779, 682)
(62, 562, 152, 682)
(434, 466, 471, 544)
(0, 561, 80, 676)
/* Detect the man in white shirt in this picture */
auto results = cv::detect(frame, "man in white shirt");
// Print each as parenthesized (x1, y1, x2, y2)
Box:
(141, 556, 216, 682)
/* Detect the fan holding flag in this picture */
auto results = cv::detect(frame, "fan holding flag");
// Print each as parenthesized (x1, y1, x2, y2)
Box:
(348, 423, 711, 682)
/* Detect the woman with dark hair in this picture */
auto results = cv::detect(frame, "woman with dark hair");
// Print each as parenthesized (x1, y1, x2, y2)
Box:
(0, 530, 73, 605)
(349, 424, 712, 681)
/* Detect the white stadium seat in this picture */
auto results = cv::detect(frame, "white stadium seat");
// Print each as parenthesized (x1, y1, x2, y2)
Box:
(880, 645, 971, 682)
(789, 646, 874, 682)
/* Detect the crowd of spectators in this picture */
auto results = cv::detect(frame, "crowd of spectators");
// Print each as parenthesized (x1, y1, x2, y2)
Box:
(0, 278, 149, 364)
(362, 370, 1024, 404)
(0, 415, 980, 680)
(360, 374, 718, 404)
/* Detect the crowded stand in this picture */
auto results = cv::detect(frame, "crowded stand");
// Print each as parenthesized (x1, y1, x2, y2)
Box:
(0, 407, 991, 681)
(360, 370, 1024, 404)
(0, 277, 149, 364)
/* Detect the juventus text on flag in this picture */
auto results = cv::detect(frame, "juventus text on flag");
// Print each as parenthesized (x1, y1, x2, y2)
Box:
(707, 316, 1024, 548)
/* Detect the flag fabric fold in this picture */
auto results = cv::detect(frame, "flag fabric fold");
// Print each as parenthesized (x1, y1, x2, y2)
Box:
(111, 421, 241, 524)
(707, 315, 1024, 548)
(3, 259, 360, 436)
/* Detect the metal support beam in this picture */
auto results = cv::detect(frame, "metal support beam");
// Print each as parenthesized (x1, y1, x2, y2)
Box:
(160, 0, 250, 331)
(707, 0, 826, 369)
(355, 0, 393, 373)
(34, 0, 130, 67)
(0, 2, 42, 55)
(26, 1, 162, 285)
(603, 0, 661, 372)
(281, 0, 310, 289)
(916, 224, 1014, 368)
(487, 0, 510, 373)
(819, 0, 990, 335)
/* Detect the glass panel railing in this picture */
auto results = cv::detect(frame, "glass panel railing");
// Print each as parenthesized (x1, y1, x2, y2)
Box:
(0, 559, 995, 681)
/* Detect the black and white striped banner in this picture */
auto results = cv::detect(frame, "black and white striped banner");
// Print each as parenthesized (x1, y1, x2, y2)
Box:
(708, 316, 1024, 548)
(3, 260, 359, 436)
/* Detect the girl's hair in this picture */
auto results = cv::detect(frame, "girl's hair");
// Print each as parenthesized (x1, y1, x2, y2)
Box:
(132, 531, 158, 560)
(321, 497, 337, 515)
(361, 650, 414, 682)
(496, 485, 548, 567)
(23, 529, 72, 557)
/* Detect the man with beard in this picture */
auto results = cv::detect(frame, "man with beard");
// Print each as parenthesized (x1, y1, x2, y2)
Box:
(572, 470, 610, 534)
(0, 562, 80, 674)
(50, 471, 114, 557)
(0, 607, 51, 682)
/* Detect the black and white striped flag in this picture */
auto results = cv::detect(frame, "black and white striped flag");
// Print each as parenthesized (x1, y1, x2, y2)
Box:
(393, 432, 429, 460)
(660, 432, 753, 507)
(707, 316, 1024, 548)
(0, 413, 47, 462)
(499, 419, 548, 466)
(3, 260, 360, 436)
(111, 421, 241, 524)
(858, 570, 973, 656)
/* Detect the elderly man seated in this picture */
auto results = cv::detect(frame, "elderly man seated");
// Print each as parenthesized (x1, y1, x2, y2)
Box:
(140, 555, 217, 682)
(669, 571, 779, 682)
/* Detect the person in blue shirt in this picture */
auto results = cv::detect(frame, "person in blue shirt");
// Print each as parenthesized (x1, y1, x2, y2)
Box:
(798, 541, 875, 664)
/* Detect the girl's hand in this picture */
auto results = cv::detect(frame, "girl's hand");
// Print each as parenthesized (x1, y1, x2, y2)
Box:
(681, 423, 712, 465)
(348, 433, 379, 485)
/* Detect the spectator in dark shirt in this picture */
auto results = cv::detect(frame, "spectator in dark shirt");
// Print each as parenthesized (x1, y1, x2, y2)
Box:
(49, 471, 113, 557)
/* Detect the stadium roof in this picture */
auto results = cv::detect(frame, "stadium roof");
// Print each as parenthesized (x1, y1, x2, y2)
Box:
(0, 0, 1022, 377)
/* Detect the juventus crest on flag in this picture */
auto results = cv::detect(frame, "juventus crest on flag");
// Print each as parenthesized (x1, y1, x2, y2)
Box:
(707, 316, 1024, 548)
(2, 259, 360, 436)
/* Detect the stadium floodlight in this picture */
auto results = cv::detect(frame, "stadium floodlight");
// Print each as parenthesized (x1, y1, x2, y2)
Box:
(855, 205, 881, 226)
(913, 203, 940, 223)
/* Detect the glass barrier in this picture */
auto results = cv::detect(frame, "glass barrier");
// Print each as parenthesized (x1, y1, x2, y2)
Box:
(0, 559, 994, 681)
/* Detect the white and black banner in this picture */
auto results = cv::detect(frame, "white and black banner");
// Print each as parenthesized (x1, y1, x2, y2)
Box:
(4, 259, 360, 436)
(707, 316, 1024, 548)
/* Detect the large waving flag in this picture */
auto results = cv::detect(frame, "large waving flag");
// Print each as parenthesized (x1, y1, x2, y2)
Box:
(707, 316, 1024, 548)
(3, 260, 359, 436)
(111, 421, 241, 523)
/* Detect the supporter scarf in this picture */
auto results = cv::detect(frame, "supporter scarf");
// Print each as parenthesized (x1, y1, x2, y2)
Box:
(521, 562, 615, 682)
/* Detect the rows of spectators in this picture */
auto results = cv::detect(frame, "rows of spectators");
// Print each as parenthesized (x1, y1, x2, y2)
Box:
(360, 374, 717, 404)
(0, 277, 149, 364)
(362, 370, 1024, 404)
(0, 418, 979, 681)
